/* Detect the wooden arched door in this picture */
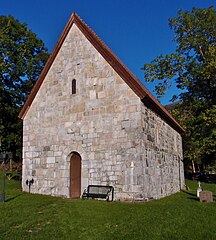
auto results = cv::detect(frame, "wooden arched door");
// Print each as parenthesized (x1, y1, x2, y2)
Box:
(70, 152, 81, 198)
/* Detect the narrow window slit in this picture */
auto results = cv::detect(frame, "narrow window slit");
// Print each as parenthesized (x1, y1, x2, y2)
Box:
(72, 79, 76, 94)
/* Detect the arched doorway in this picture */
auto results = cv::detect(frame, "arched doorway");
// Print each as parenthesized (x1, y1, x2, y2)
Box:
(70, 152, 81, 198)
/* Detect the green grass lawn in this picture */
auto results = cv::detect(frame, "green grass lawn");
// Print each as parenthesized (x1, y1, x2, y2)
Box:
(0, 173, 215, 240)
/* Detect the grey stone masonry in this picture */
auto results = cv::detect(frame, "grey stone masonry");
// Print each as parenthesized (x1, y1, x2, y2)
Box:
(22, 23, 184, 201)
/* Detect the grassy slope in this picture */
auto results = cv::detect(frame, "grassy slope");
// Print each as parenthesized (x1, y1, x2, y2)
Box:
(0, 173, 215, 240)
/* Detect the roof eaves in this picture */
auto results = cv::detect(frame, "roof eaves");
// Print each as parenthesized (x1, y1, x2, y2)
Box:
(18, 12, 184, 134)
(142, 95, 185, 133)
(73, 15, 184, 133)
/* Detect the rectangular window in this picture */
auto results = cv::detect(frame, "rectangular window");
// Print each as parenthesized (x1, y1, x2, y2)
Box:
(72, 79, 76, 94)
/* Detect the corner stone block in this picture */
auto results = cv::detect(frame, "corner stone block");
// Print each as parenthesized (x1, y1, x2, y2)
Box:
(23, 135, 29, 142)
(25, 152, 33, 158)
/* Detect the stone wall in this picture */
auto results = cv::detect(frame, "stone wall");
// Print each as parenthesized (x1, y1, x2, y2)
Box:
(139, 105, 184, 199)
(22, 24, 142, 198)
(22, 24, 184, 200)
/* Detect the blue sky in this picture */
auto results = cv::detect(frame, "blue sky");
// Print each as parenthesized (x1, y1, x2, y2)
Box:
(1, 0, 215, 104)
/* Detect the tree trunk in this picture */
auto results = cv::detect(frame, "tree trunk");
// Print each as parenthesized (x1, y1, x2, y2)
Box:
(191, 160, 196, 173)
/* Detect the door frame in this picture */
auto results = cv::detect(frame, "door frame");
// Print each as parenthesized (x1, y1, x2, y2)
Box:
(69, 152, 81, 198)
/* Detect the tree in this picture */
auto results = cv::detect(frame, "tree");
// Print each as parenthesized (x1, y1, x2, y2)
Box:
(170, 103, 216, 172)
(0, 15, 49, 159)
(142, 7, 216, 172)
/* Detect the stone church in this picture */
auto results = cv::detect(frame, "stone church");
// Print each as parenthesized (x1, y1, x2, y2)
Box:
(19, 13, 185, 201)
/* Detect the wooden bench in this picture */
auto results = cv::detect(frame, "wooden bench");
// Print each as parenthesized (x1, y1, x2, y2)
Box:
(82, 185, 114, 202)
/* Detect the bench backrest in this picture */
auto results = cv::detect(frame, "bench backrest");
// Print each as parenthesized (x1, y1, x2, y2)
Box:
(87, 185, 113, 195)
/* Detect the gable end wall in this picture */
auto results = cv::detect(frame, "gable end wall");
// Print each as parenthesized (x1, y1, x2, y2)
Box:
(22, 24, 184, 200)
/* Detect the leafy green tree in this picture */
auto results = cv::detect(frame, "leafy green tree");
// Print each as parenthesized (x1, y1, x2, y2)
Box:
(0, 15, 49, 159)
(142, 7, 216, 172)
(170, 103, 216, 172)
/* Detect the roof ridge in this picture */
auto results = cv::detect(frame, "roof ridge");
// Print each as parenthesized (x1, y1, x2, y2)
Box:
(18, 12, 184, 133)
(71, 14, 183, 132)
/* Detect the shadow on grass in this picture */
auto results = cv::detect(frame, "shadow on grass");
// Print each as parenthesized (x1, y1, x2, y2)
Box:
(182, 190, 196, 197)
(187, 197, 199, 201)
(6, 193, 24, 202)
(181, 190, 199, 201)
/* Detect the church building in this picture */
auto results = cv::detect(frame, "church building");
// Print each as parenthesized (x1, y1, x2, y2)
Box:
(19, 13, 184, 201)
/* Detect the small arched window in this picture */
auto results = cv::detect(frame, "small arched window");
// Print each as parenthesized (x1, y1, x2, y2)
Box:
(72, 79, 76, 94)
